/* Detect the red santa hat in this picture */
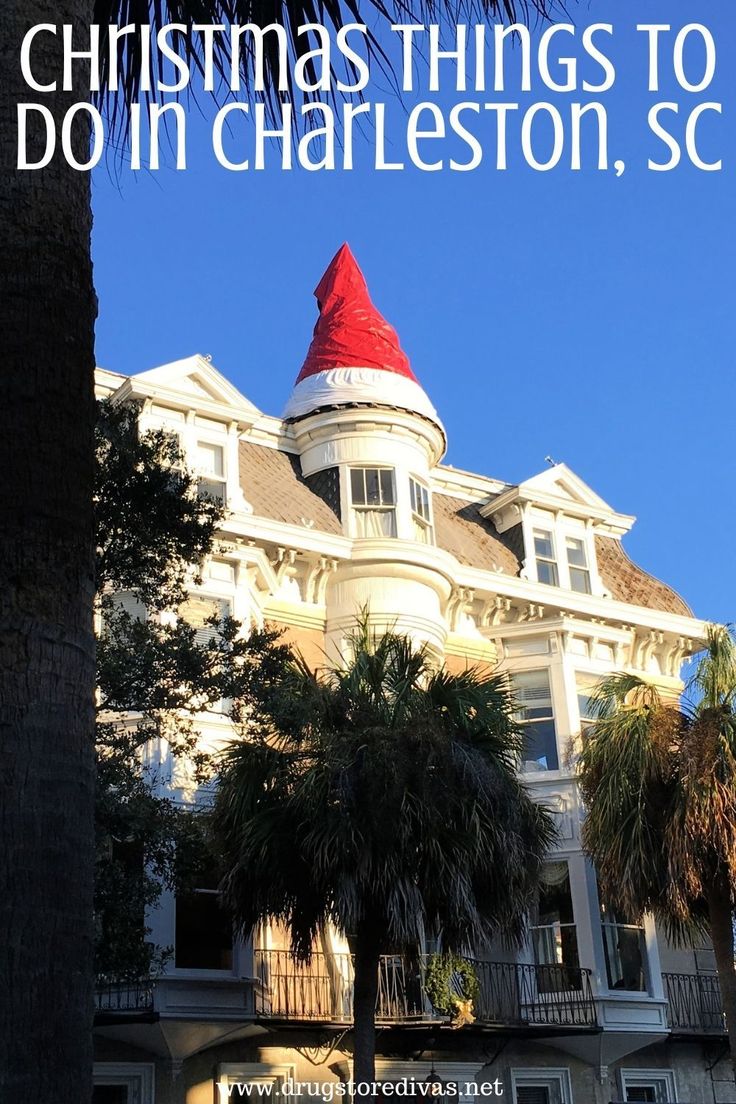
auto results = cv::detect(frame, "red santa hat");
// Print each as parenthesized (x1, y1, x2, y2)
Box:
(283, 244, 441, 427)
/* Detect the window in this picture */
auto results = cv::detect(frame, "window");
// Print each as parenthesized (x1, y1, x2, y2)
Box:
(619, 1070, 676, 1102)
(565, 536, 591, 594)
(93, 1064, 154, 1104)
(511, 1070, 572, 1104)
(576, 674, 599, 739)
(533, 529, 558, 586)
(512, 670, 559, 771)
(531, 863, 579, 992)
(350, 468, 397, 538)
(601, 903, 648, 992)
(409, 477, 433, 543)
(179, 594, 231, 646)
(196, 440, 226, 504)
(175, 867, 233, 971)
(177, 594, 232, 712)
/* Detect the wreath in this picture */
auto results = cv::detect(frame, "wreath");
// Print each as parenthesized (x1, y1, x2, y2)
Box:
(424, 953, 479, 1018)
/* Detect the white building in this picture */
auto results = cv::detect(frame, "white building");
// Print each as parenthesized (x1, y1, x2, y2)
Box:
(93, 246, 730, 1104)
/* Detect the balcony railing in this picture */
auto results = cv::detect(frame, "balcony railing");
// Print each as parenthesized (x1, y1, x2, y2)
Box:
(95, 980, 155, 1015)
(253, 950, 597, 1030)
(662, 971, 726, 1035)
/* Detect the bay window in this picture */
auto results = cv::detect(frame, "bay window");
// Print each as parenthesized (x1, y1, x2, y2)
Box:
(350, 467, 397, 538)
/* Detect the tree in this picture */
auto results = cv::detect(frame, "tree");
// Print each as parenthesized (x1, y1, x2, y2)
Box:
(212, 623, 556, 1087)
(578, 625, 736, 1077)
(1, 1, 556, 1099)
(93, 400, 289, 980)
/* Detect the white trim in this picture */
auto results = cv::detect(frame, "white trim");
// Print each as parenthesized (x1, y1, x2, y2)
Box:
(510, 1068, 572, 1104)
(619, 1068, 677, 1102)
(283, 367, 442, 427)
(93, 1062, 155, 1104)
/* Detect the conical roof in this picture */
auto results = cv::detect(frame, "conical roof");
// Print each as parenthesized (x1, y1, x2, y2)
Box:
(283, 245, 441, 429)
(296, 243, 415, 382)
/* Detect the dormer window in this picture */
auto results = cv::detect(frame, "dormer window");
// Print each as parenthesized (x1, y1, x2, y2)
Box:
(350, 467, 397, 538)
(566, 536, 591, 594)
(196, 441, 227, 505)
(409, 477, 433, 544)
(534, 529, 558, 586)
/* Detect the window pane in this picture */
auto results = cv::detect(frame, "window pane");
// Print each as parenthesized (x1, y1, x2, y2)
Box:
(537, 560, 559, 587)
(196, 441, 224, 477)
(350, 469, 366, 505)
(626, 1090, 657, 1103)
(175, 890, 233, 970)
(565, 536, 587, 567)
(569, 566, 591, 594)
(197, 477, 226, 504)
(93, 1089, 129, 1104)
(516, 1089, 550, 1104)
(410, 480, 417, 512)
(513, 671, 553, 719)
(379, 469, 394, 505)
(364, 469, 380, 506)
(521, 720, 559, 771)
(533, 530, 554, 559)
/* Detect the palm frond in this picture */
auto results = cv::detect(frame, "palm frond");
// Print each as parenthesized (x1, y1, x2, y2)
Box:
(93, 0, 564, 136)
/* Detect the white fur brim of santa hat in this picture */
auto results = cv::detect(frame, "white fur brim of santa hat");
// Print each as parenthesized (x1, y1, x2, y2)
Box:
(282, 365, 442, 426)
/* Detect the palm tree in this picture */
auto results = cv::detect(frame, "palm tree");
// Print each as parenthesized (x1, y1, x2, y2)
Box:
(212, 622, 556, 1086)
(578, 625, 736, 1077)
(1, 2, 556, 1099)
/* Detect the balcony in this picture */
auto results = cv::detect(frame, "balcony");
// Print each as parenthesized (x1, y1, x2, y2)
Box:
(253, 950, 598, 1031)
(662, 972, 726, 1036)
(95, 980, 155, 1021)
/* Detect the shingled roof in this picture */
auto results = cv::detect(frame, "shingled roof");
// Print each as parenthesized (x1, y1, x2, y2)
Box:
(238, 440, 691, 618)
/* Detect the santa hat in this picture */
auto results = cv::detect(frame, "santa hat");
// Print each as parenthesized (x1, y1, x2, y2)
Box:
(283, 244, 441, 428)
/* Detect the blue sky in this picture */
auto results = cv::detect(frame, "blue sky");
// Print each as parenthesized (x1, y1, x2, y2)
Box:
(92, 0, 734, 623)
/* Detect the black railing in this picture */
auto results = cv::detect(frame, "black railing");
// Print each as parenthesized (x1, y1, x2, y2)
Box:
(662, 971, 726, 1035)
(95, 980, 155, 1015)
(253, 951, 597, 1029)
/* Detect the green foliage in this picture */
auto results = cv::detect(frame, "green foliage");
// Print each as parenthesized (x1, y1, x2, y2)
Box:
(212, 617, 557, 962)
(93, 398, 289, 980)
(424, 953, 480, 1017)
(95, 398, 221, 609)
(578, 626, 736, 939)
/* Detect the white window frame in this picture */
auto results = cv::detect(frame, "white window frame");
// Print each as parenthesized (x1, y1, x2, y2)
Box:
(409, 475, 434, 544)
(195, 438, 228, 505)
(565, 534, 592, 594)
(173, 873, 235, 976)
(217, 1063, 296, 1103)
(348, 466, 397, 538)
(619, 1068, 677, 1103)
(511, 667, 560, 774)
(533, 527, 559, 587)
(524, 511, 599, 596)
(510, 1068, 572, 1104)
(93, 1063, 155, 1104)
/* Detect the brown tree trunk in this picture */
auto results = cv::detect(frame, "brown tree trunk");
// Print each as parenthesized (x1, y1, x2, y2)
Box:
(707, 871, 736, 1081)
(0, 2, 97, 1101)
(352, 927, 381, 1091)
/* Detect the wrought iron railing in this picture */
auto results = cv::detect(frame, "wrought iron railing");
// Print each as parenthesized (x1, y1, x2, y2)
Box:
(95, 980, 155, 1014)
(253, 951, 597, 1029)
(662, 971, 726, 1034)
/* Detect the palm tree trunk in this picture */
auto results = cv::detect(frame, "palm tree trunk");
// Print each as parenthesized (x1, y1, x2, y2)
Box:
(707, 872, 736, 1080)
(1, 2, 97, 1101)
(352, 928, 381, 1090)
